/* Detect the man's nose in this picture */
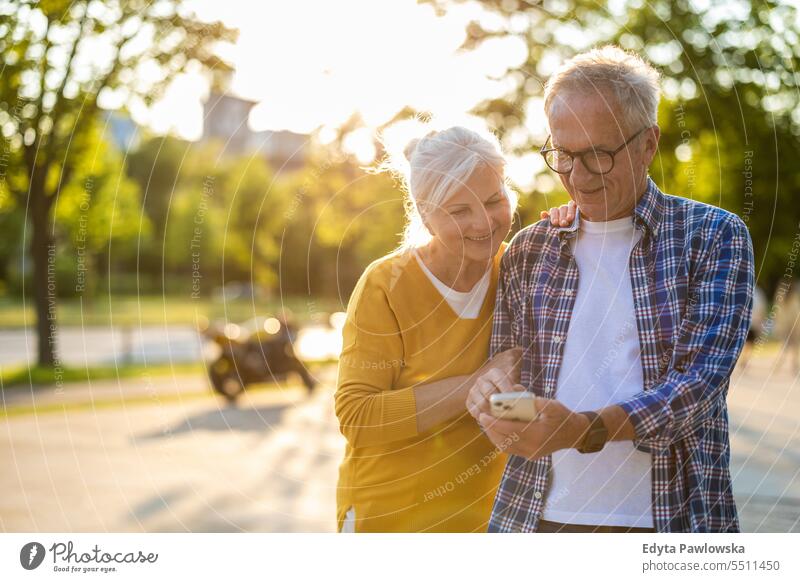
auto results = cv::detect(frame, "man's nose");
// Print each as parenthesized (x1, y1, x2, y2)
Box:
(569, 155, 597, 186)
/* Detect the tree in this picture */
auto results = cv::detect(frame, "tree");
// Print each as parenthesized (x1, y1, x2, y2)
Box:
(127, 134, 192, 247)
(0, 0, 236, 365)
(278, 156, 406, 299)
(424, 0, 799, 291)
(126, 133, 192, 289)
(54, 123, 150, 302)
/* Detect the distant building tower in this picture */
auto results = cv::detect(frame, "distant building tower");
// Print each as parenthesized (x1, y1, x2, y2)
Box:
(202, 92, 307, 170)
(202, 92, 258, 155)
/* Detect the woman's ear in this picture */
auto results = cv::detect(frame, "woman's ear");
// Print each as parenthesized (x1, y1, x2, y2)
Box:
(420, 211, 434, 237)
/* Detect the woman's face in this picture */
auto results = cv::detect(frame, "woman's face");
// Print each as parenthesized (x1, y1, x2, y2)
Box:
(424, 164, 512, 263)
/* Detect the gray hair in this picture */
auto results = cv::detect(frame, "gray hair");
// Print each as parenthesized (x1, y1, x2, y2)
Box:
(381, 126, 516, 250)
(544, 45, 661, 130)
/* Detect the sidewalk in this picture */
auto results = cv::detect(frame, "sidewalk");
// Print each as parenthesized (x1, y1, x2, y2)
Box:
(728, 354, 800, 532)
(1, 372, 212, 413)
(0, 356, 797, 532)
(0, 376, 342, 532)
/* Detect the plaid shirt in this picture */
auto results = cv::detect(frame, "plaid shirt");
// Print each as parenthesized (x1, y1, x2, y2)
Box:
(488, 177, 754, 533)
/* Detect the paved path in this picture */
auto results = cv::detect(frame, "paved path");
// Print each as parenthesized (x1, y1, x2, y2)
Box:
(0, 326, 204, 367)
(0, 355, 798, 532)
(0, 372, 343, 532)
(729, 353, 800, 532)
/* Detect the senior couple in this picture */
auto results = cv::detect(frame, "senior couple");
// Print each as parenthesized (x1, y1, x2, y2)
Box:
(334, 46, 754, 533)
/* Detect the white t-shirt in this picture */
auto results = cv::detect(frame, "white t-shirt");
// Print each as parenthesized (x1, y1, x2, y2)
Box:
(541, 215, 654, 528)
(414, 252, 491, 319)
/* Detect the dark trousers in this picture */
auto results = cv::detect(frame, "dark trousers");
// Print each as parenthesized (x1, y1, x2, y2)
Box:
(537, 519, 655, 533)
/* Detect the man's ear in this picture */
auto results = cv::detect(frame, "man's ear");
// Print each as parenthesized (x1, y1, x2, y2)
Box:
(643, 125, 661, 167)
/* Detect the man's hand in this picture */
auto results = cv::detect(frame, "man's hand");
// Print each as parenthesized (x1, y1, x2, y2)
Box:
(466, 347, 522, 421)
(477, 398, 590, 460)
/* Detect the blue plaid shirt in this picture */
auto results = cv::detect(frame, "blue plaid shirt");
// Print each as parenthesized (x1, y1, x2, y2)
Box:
(488, 177, 754, 533)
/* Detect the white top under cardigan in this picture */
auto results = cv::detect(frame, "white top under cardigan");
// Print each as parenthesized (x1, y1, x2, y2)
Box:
(413, 251, 491, 320)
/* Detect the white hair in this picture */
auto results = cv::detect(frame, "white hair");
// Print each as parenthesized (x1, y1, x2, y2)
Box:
(379, 126, 516, 250)
(544, 45, 661, 130)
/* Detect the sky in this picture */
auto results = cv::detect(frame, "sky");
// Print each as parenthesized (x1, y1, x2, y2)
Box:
(133, 0, 548, 184)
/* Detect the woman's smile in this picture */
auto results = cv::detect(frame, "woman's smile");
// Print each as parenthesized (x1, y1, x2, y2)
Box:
(465, 227, 496, 242)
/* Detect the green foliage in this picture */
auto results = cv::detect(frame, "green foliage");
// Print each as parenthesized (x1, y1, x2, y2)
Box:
(0, 0, 237, 204)
(123, 142, 405, 300)
(4, 0, 793, 314)
(0, 0, 238, 363)
(55, 124, 150, 250)
(0, 361, 203, 390)
(425, 0, 799, 291)
(287, 157, 406, 297)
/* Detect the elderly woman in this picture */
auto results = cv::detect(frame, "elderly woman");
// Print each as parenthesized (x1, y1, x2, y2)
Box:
(334, 126, 574, 532)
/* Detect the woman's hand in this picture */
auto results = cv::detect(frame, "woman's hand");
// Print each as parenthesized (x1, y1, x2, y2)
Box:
(466, 347, 522, 421)
(476, 346, 522, 380)
(540, 200, 577, 227)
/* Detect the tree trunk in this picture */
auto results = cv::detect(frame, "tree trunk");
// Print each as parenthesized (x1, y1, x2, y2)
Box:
(30, 188, 57, 367)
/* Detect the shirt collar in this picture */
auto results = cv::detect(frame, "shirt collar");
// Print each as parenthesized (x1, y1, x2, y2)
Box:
(633, 176, 664, 240)
(555, 176, 664, 242)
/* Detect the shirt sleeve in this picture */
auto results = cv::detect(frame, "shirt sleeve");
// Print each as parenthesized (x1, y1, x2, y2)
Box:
(490, 246, 522, 358)
(334, 268, 418, 448)
(617, 215, 755, 452)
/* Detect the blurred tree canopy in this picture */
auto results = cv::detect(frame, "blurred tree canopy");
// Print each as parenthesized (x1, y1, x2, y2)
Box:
(425, 0, 800, 293)
(124, 137, 404, 303)
(2, 0, 798, 355)
(0, 0, 236, 364)
(53, 123, 149, 300)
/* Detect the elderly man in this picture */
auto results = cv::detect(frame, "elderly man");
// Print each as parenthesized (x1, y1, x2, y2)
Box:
(467, 45, 753, 533)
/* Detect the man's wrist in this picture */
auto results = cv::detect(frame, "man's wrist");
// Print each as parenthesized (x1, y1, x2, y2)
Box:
(567, 411, 592, 449)
(599, 405, 637, 442)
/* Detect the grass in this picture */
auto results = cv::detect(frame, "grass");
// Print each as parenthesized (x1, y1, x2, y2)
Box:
(0, 389, 213, 419)
(0, 362, 204, 388)
(0, 360, 336, 419)
(0, 294, 343, 328)
(0, 361, 333, 419)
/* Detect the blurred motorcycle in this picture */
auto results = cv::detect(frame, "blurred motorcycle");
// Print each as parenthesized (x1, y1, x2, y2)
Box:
(200, 316, 317, 402)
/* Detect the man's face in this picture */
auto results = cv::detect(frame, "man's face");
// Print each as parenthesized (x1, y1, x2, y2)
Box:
(548, 91, 659, 221)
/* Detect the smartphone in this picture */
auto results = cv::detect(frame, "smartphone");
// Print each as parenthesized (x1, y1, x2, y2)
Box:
(489, 391, 540, 422)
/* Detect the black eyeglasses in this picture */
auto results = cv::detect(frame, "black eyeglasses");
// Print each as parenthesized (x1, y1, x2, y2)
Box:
(540, 126, 651, 175)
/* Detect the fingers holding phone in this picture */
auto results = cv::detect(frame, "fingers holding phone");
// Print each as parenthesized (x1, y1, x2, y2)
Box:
(466, 367, 523, 421)
(481, 346, 522, 385)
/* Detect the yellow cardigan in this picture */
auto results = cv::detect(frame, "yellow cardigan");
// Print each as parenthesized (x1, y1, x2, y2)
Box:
(335, 245, 507, 532)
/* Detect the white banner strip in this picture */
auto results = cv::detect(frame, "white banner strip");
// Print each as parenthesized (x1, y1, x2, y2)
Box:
(1, 533, 797, 581)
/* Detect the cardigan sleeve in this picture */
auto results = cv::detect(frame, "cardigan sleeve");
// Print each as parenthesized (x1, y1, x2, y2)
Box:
(334, 267, 418, 448)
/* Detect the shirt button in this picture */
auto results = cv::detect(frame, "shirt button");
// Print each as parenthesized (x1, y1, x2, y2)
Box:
(533, 491, 543, 500)
(553, 336, 563, 344)
(564, 289, 574, 296)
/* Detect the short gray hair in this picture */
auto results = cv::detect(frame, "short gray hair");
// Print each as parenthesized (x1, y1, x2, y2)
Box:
(544, 45, 661, 130)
